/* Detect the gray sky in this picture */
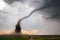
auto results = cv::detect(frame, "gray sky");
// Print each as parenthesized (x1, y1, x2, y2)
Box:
(0, 0, 60, 35)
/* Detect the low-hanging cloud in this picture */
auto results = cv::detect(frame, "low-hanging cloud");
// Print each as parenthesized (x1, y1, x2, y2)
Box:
(4, 0, 24, 4)
(28, 0, 60, 20)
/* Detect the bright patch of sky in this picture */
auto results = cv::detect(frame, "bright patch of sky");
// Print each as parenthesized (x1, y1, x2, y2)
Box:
(0, 0, 7, 10)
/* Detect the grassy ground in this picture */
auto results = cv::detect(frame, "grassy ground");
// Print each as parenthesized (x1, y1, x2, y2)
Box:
(0, 35, 60, 40)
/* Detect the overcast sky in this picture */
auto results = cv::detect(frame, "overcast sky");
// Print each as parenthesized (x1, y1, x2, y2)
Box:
(0, 0, 60, 35)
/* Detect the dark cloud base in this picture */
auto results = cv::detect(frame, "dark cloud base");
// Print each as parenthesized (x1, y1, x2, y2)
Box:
(4, 0, 23, 4)
(3, 0, 60, 20)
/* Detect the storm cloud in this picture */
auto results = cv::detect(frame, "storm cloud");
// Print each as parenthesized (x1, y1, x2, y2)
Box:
(0, 0, 60, 35)
(4, 0, 24, 4)
(4, 0, 60, 20)
(28, 0, 60, 20)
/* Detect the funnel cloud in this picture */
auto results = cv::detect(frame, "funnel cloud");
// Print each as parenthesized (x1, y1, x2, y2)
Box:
(0, 0, 60, 35)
